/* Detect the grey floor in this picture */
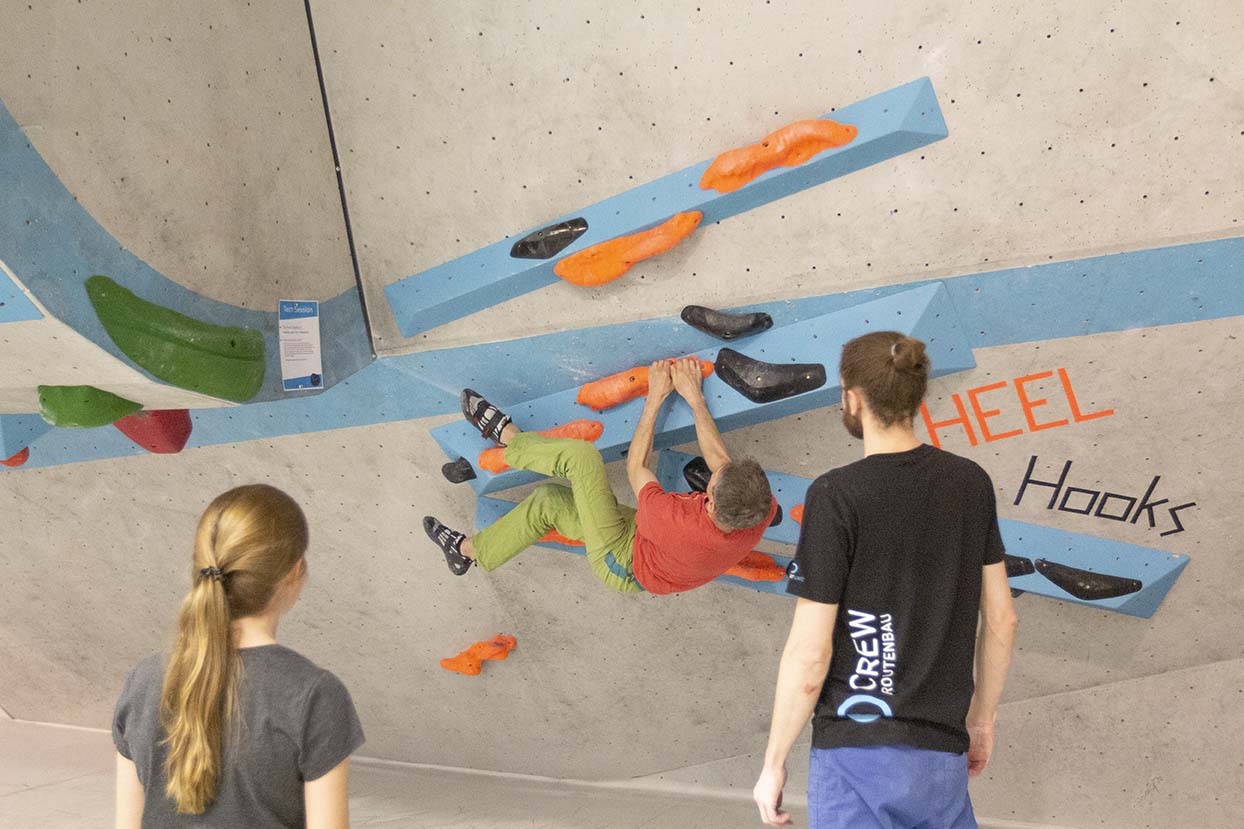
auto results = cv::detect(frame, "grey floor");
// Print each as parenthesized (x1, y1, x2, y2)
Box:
(0, 718, 797, 828)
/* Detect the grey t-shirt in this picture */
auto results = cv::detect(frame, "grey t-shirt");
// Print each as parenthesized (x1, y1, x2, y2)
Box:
(113, 645, 365, 828)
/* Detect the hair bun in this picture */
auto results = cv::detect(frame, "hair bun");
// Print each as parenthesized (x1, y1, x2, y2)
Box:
(892, 337, 928, 373)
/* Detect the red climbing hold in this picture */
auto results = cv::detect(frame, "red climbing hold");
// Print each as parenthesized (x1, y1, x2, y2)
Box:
(790, 504, 804, 524)
(2, 447, 30, 468)
(113, 409, 193, 454)
(725, 551, 787, 582)
(576, 358, 714, 412)
(553, 211, 703, 286)
(440, 634, 518, 676)
(539, 529, 584, 546)
(700, 119, 858, 193)
(478, 419, 604, 474)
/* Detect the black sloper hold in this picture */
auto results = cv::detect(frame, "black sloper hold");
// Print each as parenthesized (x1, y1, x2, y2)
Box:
(441, 457, 476, 484)
(509, 217, 589, 259)
(1035, 559, 1143, 601)
(684, 455, 783, 526)
(683, 456, 711, 493)
(714, 348, 827, 404)
(1004, 554, 1036, 579)
(681, 305, 774, 340)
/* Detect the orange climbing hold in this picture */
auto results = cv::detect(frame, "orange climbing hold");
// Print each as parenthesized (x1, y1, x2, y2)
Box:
(725, 551, 787, 582)
(576, 358, 714, 411)
(553, 211, 703, 287)
(2, 448, 30, 468)
(539, 529, 584, 546)
(700, 119, 858, 194)
(440, 634, 518, 676)
(790, 504, 804, 524)
(478, 419, 605, 474)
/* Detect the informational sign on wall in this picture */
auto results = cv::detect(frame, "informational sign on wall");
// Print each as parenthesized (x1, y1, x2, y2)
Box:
(278, 300, 323, 392)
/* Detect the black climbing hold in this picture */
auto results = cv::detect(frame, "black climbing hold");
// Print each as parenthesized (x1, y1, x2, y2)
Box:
(684, 455, 782, 526)
(510, 217, 589, 259)
(714, 348, 827, 404)
(1010, 588, 1025, 598)
(1035, 559, 1143, 601)
(1004, 554, 1036, 579)
(442, 457, 476, 484)
(683, 456, 711, 493)
(681, 305, 774, 340)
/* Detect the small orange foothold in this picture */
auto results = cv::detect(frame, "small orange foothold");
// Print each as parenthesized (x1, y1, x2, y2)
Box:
(478, 419, 604, 474)
(539, 529, 584, 546)
(576, 358, 714, 411)
(440, 634, 518, 676)
(700, 119, 858, 193)
(790, 504, 804, 524)
(1, 447, 30, 468)
(725, 551, 787, 582)
(553, 211, 703, 287)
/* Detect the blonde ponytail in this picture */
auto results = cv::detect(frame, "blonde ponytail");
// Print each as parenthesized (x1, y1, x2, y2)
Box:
(159, 485, 308, 814)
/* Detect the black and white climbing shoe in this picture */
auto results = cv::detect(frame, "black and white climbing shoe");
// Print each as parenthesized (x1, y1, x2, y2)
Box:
(423, 516, 473, 576)
(460, 388, 512, 445)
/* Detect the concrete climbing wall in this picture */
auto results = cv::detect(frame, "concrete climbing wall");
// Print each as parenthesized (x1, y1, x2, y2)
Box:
(2, 2, 1243, 827)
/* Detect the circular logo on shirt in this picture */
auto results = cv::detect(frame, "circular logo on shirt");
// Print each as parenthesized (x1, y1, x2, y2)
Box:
(786, 561, 799, 577)
(836, 694, 894, 724)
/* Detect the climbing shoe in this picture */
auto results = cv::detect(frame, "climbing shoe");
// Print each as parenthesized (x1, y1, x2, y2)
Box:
(460, 388, 512, 445)
(424, 516, 473, 576)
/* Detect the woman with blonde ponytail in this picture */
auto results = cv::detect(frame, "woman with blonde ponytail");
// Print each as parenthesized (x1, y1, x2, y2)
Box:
(113, 485, 364, 827)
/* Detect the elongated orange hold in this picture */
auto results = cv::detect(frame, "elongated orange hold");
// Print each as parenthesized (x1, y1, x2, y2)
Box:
(700, 119, 858, 193)
(539, 529, 584, 546)
(553, 211, 703, 286)
(790, 504, 804, 524)
(478, 419, 605, 474)
(576, 358, 714, 411)
(440, 634, 518, 676)
(725, 551, 788, 582)
(1, 447, 30, 468)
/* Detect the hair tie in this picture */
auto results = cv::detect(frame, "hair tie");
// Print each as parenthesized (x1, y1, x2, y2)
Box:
(199, 566, 224, 583)
(890, 341, 901, 359)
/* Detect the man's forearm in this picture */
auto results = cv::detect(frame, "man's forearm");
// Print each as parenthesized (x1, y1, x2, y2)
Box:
(627, 396, 664, 475)
(762, 644, 829, 771)
(687, 396, 731, 470)
(966, 618, 1017, 724)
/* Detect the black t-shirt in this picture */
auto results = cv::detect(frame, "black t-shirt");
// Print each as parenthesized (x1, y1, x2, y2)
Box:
(786, 443, 1005, 754)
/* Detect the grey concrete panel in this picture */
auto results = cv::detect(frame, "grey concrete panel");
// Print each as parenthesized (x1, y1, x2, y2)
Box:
(311, 0, 1244, 353)
(0, 0, 355, 309)
(1, 720, 1078, 828)
(972, 658, 1244, 828)
(1, 315, 1240, 802)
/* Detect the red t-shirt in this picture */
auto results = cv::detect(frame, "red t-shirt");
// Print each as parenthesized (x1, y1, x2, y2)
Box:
(631, 481, 777, 595)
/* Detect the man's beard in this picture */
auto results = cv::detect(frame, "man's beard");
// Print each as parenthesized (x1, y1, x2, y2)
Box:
(842, 407, 864, 440)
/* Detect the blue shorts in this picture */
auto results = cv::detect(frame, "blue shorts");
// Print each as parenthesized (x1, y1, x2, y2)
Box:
(808, 745, 977, 829)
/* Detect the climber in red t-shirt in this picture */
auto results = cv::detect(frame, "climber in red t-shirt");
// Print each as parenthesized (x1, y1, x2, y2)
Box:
(424, 357, 776, 594)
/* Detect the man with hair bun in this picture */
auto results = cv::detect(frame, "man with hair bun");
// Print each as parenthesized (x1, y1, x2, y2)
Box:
(424, 357, 777, 595)
(754, 332, 1019, 828)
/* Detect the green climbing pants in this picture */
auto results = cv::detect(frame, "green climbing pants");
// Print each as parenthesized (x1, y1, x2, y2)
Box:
(470, 432, 644, 594)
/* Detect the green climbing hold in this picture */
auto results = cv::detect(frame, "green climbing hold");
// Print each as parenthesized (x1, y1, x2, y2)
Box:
(38, 385, 142, 428)
(85, 275, 266, 402)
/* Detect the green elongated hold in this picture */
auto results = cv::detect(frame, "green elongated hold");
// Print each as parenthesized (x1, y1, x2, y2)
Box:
(38, 385, 142, 428)
(85, 275, 265, 402)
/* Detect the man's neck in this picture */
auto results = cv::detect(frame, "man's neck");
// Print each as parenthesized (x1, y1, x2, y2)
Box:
(862, 422, 922, 457)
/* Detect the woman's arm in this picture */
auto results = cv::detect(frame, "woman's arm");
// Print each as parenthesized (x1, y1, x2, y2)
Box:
(115, 753, 143, 829)
(305, 757, 351, 829)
